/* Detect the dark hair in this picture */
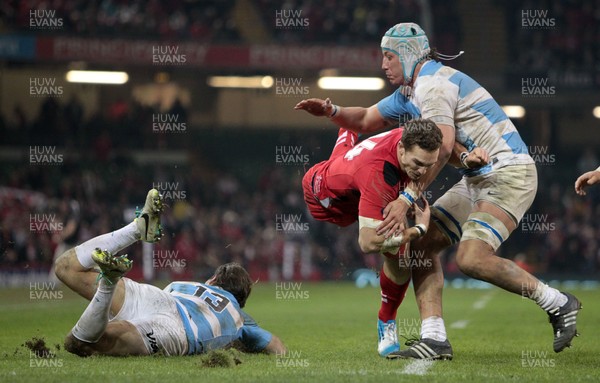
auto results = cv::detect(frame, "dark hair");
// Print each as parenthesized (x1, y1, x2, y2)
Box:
(212, 262, 253, 308)
(427, 47, 440, 62)
(401, 119, 443, 152)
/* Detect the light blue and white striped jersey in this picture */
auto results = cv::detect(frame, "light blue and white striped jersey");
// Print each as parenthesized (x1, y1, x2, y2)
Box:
(376, 88, 420, 124)
(164, 281, 272, 355)
(412, 61, 534, 175)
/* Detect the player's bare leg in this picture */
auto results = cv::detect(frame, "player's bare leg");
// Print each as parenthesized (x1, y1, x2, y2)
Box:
(56, 189, 164, 356)
(55, 248, 127, 315)
(411, 226, 449, 321)
(382, 252, 410, 285)
(54, 220, 143, 316)
(65, 320, 149, 357)
(456, 201, 581, 353)
(64, 250, 148, 357)
(55, 188, 163, 312)
(454, 201, 538, 292)
(387, 227, 453, 360)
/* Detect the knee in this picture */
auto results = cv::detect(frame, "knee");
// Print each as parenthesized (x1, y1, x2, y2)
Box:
(455, 247, 483, 277)
(387, 262, 410, 281)
(54, 249, 75, 283)
(383, 257, 410, 284)
(413, 225, 450, 255)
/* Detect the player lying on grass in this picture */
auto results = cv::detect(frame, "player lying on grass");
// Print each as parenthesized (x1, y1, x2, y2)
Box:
(54, 189, 286, 357)
(300, 118, 487, 358)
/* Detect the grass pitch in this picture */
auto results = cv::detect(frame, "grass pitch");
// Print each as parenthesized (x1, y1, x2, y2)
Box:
(1, 281, 598, 383)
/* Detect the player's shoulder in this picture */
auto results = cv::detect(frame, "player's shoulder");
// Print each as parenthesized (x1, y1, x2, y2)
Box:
(369, 128, 403, 141)
(416, 64, 457, 87)
(414, 66, 462, 105)
(362, 130, 402, 170)
(365, 129, 403, 152)
(164, 280, 214, 293)
(166, 281, 241, 307)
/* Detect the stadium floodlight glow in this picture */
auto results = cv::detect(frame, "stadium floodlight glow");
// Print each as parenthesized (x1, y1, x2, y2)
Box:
(66, 70, 129, 84)
(502, 105, 526, 118)
(207, 76, 274, 89)
(593, 107, 600, 119)
(317, 77, 385, 91)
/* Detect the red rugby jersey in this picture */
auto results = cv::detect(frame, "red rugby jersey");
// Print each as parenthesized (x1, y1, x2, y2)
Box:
(320, 129, 410, 220)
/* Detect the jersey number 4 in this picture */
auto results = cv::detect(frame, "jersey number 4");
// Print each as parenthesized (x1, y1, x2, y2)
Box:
(194, 286, 230, 313)
(343, 131, 391, 160)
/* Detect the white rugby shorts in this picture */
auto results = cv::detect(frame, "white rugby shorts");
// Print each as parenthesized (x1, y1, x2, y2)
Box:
(431, 164, 537, 250)
(111, 278, 188, 355)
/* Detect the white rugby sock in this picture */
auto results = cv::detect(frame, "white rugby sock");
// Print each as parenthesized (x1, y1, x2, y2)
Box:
(420, 316, 447, 342)
(71, 279, 117, 343)
(75, 222, 139, 269)
(531, 282, 568, 312)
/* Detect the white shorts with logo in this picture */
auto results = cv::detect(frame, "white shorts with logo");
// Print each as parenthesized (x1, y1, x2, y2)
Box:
(112, 278, 188, 356)
(431, 164, 538, 250)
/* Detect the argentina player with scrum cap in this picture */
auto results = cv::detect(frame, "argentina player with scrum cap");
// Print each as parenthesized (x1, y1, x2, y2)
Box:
(375, 22, 581, 360)
(295, 23, 581, 360)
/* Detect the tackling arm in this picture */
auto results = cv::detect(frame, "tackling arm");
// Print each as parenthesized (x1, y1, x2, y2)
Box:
(294, 98, 393, 134)
(447, 143, 491, 169)
(376, 123, 454, 236)
(377, 127, 490, 237)
(263, 335, 286, 354)
(227, 333, 287, 355)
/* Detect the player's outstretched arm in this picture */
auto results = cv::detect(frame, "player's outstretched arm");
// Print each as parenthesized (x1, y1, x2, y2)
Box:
(263, 334, 286, 354)
(228, 333, 287, 354)
(575, 167, 600, 196)
(294, 98, 392, 134)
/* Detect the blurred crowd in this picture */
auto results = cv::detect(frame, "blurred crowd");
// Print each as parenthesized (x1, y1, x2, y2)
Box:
(0, 96, 190, 153)
(6, 0, 596, 79)
(260, 0, 417, 43)
(517, 151, 600, 275)
(505, 0, 600, 83)
(1, 0, 240, 41)
(259, 0, 461, 54)
(1, 0, 459, 49)
(0, 158, 370, 284)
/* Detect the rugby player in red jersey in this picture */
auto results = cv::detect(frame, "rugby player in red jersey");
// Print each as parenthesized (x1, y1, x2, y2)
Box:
(302, 119, 485, 356)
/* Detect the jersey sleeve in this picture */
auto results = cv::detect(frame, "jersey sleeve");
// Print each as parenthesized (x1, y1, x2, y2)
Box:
(415, 78, 458, 126)
(376, 88, 420, 122)
(238, 310, 273, 352)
